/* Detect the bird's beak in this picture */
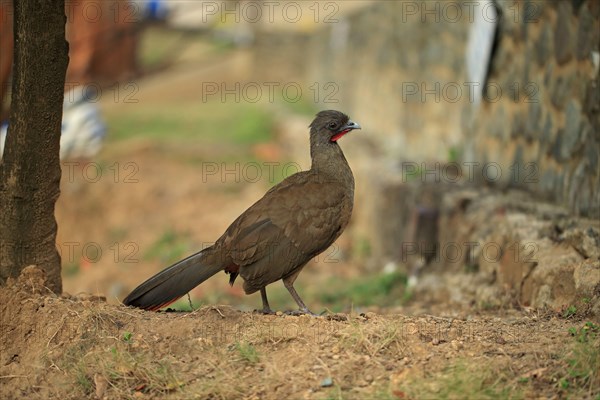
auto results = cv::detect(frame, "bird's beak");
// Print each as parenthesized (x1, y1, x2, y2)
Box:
(331, 120, 361, 142)
(342, 120, 361, 132)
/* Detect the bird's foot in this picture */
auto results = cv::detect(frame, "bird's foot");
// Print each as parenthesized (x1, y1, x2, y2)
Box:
(253, 308, 276, 315)
(284, 308, 319, 317)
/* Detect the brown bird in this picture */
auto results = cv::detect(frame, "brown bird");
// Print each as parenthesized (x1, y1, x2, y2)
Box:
(123, 110, 361, 314)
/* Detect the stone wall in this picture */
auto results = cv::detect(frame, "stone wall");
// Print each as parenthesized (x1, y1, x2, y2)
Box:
(414, 187, 600, 315)
(466, 0, 600, 218)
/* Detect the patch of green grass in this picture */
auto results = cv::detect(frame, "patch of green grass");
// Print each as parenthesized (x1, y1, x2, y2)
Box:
(51, 331, 182, 398)
(106, 102, 273, 145)
(122, 332, 133, 343)
(348, 271, 408, 306)
(569, 321, 599, 343)
(98, 347, 179, 396)
(559, 298, 596, 319)
(74, 365, 94, 395)
(394, 360, 523, 400)
(319, 271, 408, 310)
(562, 305, 578, 318)
(233, 341, 260, 364)
(560, 322, 600, 397)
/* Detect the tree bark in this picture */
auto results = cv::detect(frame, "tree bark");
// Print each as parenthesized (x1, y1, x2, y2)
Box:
(0, 1, 14, 120)
(0, 0, 69, 293)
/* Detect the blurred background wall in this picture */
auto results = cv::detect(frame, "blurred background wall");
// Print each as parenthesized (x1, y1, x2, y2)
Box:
(254, 1, 469, 162)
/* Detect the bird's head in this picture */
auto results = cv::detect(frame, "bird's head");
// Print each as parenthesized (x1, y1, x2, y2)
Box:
(309, 110, 361, 143)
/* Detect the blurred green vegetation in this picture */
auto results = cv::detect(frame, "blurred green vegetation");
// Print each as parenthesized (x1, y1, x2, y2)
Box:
(352, 237, 372, 260)
(280, 270, 410, 312)
(233, 342, 260, 364)
(139, 26, 218, 71)
(139, 27, 189, 70)
(171, 270, 410, 313)
(317, 271, 410, 312)
(107, 102, 273, 145)
(63, 262, 80, 277)
(144, 230, 193, 265)
(279, 96, 320, 117)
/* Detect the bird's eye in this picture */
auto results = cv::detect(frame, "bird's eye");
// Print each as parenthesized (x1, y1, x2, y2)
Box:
(328, 122, 338, 130)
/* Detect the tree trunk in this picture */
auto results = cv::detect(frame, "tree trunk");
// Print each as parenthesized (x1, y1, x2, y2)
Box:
(0, 1, 14, 120)
(0, 0, 69, 293)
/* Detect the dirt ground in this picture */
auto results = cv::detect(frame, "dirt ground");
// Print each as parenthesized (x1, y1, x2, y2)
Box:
(2, 36, 599, 399)
(1, 277, 599, 400)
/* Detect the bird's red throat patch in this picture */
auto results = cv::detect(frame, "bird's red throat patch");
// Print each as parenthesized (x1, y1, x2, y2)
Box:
(330, 129, 351, 142)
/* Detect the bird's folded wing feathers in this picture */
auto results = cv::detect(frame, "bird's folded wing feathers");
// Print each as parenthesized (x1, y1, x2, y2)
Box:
(220, 176, 349, 265)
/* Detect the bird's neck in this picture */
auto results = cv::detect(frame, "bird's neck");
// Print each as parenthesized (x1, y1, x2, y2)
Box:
(309, 138, 354, 186)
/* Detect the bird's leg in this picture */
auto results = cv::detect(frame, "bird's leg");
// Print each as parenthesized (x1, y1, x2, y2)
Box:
(254, 288, 275, 315)
(283, 279, 317, 316)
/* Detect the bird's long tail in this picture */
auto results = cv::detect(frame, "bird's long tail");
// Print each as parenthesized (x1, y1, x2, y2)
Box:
(123, 247, 222, 311)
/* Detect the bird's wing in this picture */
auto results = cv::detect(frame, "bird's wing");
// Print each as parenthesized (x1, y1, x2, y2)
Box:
(218, 172, 351, 266)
